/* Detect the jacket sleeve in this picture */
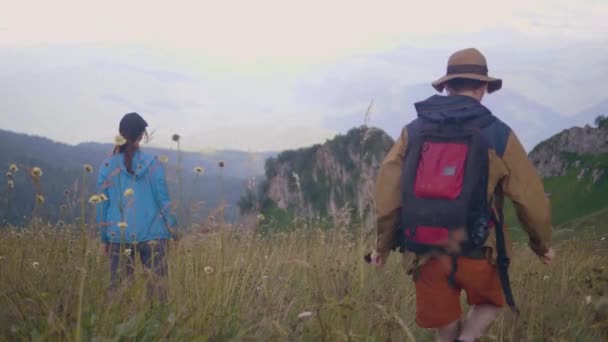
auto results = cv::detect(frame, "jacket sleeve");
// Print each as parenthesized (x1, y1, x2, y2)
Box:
(501, 131, 552, 256)
(96, 162, 110, 244)
(151, 160, 178, 230)
(375, 129, 408, 257)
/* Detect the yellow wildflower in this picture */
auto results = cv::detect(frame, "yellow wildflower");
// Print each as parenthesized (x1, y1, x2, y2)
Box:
(114, 135, 127, 146)
(99, 193, 108, 201)
(32, 261, 40, 269)
(204, 266, 214, 274)
(257, 214, 265, 222)
(158, 155, 169, 164)
(117, 222, 128, 229)
(9, 164, 18, 173)
(88, 195, 102, 205)
(31, 167, 43, 178)
(194, 166, 205, 174)
(36, 194, 45, 204)
(124, 188, 134, 197)
(7, 180, 14, 189)
(124, 248, 133, 256)
(83, 164, 94, 173)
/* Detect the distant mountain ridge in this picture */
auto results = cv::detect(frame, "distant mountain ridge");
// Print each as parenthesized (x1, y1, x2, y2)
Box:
(0, 129, 273, 225)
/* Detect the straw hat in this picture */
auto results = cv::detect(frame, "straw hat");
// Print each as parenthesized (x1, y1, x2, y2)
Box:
(432, 48, 502, 93)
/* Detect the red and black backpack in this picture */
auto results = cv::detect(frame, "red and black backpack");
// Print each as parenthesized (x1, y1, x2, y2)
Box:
(397, 95, 497, 255)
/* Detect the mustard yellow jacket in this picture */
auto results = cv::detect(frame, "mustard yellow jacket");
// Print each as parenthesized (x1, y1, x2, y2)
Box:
(375, 114, 552, 261)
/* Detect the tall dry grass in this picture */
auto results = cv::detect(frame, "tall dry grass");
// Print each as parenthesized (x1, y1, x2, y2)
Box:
(1, 221, 606, 341)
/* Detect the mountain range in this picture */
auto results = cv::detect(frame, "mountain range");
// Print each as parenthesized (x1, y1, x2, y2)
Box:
(0, 129, 273, 225)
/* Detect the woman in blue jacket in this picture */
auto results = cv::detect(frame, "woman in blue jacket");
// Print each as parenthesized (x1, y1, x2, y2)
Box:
(96, 112, 178, 298)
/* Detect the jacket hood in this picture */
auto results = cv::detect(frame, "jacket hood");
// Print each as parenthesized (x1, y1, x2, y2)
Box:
(414, 95, 491, 122)
(118, 151, 156, 178)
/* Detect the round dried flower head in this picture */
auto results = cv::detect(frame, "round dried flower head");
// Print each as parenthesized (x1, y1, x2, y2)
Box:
(83, 164, 94, 173)
(117, 221, 128, 229)
(88, 195, 102, 206)
(204, 266, 214, 274)
(194, 166, 205, 174)
(64, 189, 70, 196)
(60, 204, 67, 210)
(7, 180, 14, 189)
(36, 194, 45, 204)
(124, 248, 133, 256)
(6, 172, 12, 180)
(99, 193, 108, 202)
(124, 188, 134, 197)
(158, 155, 169, 164)
(32, 261, 40, 269)
(31, 167, 43, 178)
(114, 135, 127, 146)
(218, 161, 225, 168)
(9, 164, 18, 173)
(171, 134, 181, 142)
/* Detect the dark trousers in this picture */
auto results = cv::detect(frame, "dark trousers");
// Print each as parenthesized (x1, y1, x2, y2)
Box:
(109, 239, 169, 301)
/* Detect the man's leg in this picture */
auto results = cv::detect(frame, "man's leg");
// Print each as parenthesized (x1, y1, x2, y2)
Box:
(436, 320, 461, 342)
(455, 257, 506, 342)
(414, 257, 463, 341)
(457, 305, 502, 342)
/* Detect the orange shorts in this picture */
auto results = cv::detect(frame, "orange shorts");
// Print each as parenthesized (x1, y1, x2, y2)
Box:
(414, 256, 505, 328)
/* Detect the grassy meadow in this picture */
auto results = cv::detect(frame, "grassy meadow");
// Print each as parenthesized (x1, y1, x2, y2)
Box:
(2, 144, 608, 341)
(1, 218, 608, 341)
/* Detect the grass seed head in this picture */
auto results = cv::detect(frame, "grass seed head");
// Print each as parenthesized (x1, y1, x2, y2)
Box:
(194, 166, 205, 174)
(31, 167, 43, 178)
(83, 164, 94, 173)
(114, 135, 127, 146)
(88, 195, 102, 206)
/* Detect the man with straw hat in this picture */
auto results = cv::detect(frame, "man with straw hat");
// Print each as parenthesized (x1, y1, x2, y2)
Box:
(369, 48, 555, 342)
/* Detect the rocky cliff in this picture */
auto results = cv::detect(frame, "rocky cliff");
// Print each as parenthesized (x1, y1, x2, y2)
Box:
(242, 126, 394, 227)
(530, 124, 608, 179)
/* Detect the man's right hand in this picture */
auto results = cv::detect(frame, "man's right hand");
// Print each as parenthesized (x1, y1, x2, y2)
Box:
(541, 248, 555, 264)
(369, 250, 385, 267)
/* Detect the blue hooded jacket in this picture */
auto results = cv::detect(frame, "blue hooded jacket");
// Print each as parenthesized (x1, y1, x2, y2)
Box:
(96, 151, 177, 244)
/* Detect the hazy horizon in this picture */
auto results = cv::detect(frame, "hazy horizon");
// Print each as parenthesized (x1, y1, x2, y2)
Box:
(1, 0, 607, 151)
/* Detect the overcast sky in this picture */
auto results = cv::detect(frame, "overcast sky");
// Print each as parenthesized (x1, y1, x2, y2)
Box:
(0, 0, 607, 151)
